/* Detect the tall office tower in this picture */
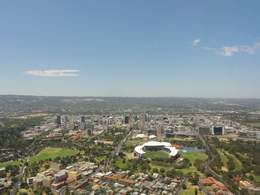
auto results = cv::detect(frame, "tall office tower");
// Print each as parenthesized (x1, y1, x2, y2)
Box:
(80, 123, 85, 130)
(198, 126, 211, 135)
(81, 116, 85, 123)
(56, 115, 61, 126)
(143, 112, 148, 123)
(87, 129, 93, 136)
(64, 116, 68, 127)
(212, 126, 225, 135)
(156, 126, 163, 136)
(124, 116, 129, 124)
(229, 121, 233, 127)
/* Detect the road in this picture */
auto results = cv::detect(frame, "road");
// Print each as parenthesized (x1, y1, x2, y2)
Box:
(197, 133, 241, 195)
(10, 157, 28, 195)
(113, 130, 132, 156)
(198, 182, 209, 195)
(105, 130, 132, 169)
(173, 177, 188, 195)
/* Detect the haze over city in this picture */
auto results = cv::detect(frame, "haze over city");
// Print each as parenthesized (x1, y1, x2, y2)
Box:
(1, 1, 260, 98)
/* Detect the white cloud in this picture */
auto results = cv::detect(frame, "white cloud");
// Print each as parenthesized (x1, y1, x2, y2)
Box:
(241, 42, 260, 54)
(24, 69, 80, 77)
(192, 39, 201, 45)
(204, 42, 260, 56)
(218, 46, 239, 56)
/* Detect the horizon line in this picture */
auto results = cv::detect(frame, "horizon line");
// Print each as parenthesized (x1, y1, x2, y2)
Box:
(0, 94, 259, 99)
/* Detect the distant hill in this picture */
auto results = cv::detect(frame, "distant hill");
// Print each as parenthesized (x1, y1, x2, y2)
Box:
(0, 95, 260, 118)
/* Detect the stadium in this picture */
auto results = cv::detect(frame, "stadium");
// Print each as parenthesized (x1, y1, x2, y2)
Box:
(134, 141, 179, 159)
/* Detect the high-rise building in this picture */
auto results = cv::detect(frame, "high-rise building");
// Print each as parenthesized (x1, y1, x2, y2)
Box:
(142, 112, 147, 123)
(64, 116, 68, 127)
(87, 129, 93, 136)
(81, 116, 85, 123)
(156, 126, 163, 136)
(198, 126, 211, 135)
(56, 116, 61, 126)
(124, 116, 129, 124)
(80, 123, 85, 130)
(212, 126, 225, 135)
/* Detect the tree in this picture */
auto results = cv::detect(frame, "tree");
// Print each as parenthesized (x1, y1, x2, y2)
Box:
(249, 175, 254, 181)
(160, 168, 165, 173)
(65, 186, 70, 195)
(20, 182, 29, 189)
(11, 176, 18, 183)
(189, 177, 198, 185)
(152, 168, 158, 173)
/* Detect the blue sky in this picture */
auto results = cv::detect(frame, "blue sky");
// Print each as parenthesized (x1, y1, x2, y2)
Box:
(1, 1, 260, 98)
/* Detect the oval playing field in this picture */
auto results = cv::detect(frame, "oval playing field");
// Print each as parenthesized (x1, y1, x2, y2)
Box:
(144, 151, 169, 159)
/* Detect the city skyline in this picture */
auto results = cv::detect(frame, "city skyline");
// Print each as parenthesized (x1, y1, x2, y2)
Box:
(1, 1, 260, 98)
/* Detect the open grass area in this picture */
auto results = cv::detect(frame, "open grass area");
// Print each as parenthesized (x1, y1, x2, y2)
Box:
(216, 149, 228, 170)
(168, 138, 196, 142)
(145, 151, 169, 159)
(180, 166, 198, 174)
(181, 151, 208, 164)
(226, 153, 242, 171)
(254, 175, 260, 182)
(216, 149, 242, 172)
(18, 189, 36, 195)
(114, 157, 128, 169)
(0, 160, 20, 167)
(27, 113, 50, 117)
(246, 123, 260, 127)
(125, 139, 145, 146)
(181, 182, 203, 195)
(149, 164, 171, 171)
(28, 148, 79, 164)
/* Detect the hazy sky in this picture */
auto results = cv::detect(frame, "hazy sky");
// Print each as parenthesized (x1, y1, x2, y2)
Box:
(1, 1, 260, 98)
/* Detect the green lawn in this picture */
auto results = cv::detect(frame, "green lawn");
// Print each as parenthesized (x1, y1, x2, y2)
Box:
(180, 166, 198, 174)
(145, 151, 169, 159)
(181, 151, 208, 164)
(181, 182, 203, 195)
(0, 160, 21, 167)
(216, 149, 242, 172)
(254, 175, 260, 182)
(28, 148, 79, 164)
(114, 157, 128, 169)
(216, 149, 228, 169)
(149, 164, 173, 172)
(246, 123, 260, 127)
(227, 153, 242, 171)
(125, 140, 145, 146)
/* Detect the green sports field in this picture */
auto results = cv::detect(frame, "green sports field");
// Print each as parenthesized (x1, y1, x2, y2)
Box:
(144, 151, 169, 159)
(28, 148, 79, 164)
(0, 160, 20, 168)
(181, 151, 208, 164)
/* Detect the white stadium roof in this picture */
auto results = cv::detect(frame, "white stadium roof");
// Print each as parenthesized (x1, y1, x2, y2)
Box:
(134, 141, 179, 157)
(134, 145, 146, 154)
